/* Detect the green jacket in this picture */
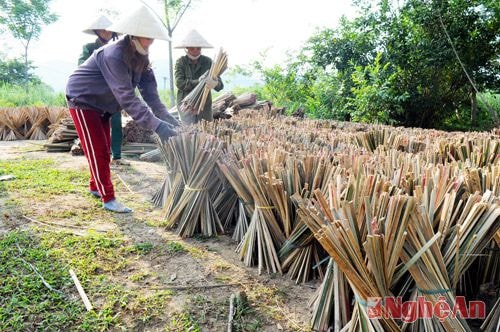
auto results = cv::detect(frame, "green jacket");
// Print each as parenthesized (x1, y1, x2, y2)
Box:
(78, 38, 106, 65)
(175, 54, 223, 124)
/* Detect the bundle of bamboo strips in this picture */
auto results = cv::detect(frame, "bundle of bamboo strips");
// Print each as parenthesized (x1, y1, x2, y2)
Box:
(308, 259, 350, 332)
(152, 137, 180, 207)
(295, 191, 408, 331)
(0, 107, 25, 140)
(160, 131, 225, 237)
(235, 155, 287, 274)
(25, 106, 48, 140)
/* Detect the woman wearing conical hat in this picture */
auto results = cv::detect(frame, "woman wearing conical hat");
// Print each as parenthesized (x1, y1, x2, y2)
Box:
(79, 15, 130, 167)
(174, 29, 224, 125)
(78, 15, 117, 65)
(66, 6, 180, 213)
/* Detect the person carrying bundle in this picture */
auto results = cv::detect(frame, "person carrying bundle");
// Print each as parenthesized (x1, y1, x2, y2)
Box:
(66, 6, 179, 213)
(174, 29, 224, 125)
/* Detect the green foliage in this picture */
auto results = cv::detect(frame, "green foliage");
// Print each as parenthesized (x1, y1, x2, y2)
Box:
(439, 92, 500, 131)
(0, 82, 66, 107)
(349, 53, 408, 124)
(0, 0, 58, 87)
(0, 55, 40, 85)
(251, 0, 499, 130)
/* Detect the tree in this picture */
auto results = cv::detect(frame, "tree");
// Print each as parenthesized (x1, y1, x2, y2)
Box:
(0, 0, 57, 89)
(254, 0, 498, 129)
(380, 0, 499, 127)
(0, 55, 40, 85)
(159, 0, 193, 107)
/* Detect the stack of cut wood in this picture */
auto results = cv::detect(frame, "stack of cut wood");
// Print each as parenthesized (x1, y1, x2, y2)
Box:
(212, 92, 272, 120)
(212, 92, 236, 113)
(45, 117, 78, 152)
(230, 92, 257, 109)
(122, 119, 155, 144)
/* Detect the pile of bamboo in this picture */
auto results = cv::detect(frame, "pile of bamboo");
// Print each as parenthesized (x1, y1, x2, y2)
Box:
(156, 108, 499, 331)
(0, 106, 67, 141)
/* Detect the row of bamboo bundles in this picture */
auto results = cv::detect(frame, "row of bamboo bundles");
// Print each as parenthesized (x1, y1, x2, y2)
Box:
(0, 106, 68, 141)
(154, 109, 499, 331)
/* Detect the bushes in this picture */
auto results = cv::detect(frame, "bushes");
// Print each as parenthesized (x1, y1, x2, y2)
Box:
(0, 83, 66, 107)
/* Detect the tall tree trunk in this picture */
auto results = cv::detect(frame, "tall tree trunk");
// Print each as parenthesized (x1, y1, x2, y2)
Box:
(168, 38, 175, 108)
(470, 89, 477, 127)
(23, 45, 29, 91)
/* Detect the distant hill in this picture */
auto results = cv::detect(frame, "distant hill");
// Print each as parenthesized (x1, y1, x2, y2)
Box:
(35, 58, 262, 93)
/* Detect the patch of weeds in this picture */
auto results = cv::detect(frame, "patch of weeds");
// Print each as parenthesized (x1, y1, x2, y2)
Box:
(129, 270, 150, 282)
(177, 295, 228, 330)
(231, 292, 266, 332)
(235, 318, 264, 332)
(79, 307, 122, 331)
(186, 246, 207, 259)
(210, 259, 232, 272)
(0, 159, 88, 201)
(246, 284, 288, 321)
(0, 230, 85, 331)
(128, 242, 154, 255)
(40, 206, 108, 223)
(41, 231, 127, 277)
(128, 289, 173, 324)
(169, 311, 200, 331)
(166, 241, 186, 254)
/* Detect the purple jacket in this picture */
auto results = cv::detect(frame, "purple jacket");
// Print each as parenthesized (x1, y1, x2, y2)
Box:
(66, 37, 177, 131)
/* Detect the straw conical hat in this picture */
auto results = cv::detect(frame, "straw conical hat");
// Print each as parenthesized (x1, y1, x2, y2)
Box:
(108, 5, 170, 41)
(83, 15, 113, 35)
(174, 29, 213, 48)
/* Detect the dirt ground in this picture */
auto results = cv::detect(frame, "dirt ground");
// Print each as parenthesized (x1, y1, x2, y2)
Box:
(0, 140, 318, 331)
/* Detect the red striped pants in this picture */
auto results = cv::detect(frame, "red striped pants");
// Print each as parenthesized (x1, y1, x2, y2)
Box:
(69, 108, 115, 203)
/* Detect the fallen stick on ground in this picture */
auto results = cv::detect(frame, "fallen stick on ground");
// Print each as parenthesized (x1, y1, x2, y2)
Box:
(116, 174, 135, 194)
(15, 243, 66, 297)
(23, 215, 106, 234)
(69, 269, 93, 311)
(149, 283, 241, 291)
(228, 293, 235, 332)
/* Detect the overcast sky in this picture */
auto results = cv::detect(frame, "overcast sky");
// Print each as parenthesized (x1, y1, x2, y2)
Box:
(1, 0, 356, 91)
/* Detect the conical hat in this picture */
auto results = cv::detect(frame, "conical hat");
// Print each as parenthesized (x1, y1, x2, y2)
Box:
(83, 15, 113, 35)
(107, 5, 170, 41)
(174, 29, 213, 48)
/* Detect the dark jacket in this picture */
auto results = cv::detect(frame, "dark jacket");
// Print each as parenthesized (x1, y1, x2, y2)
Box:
(66, 36, 178, 131)
(78, 38, 105, 65)
(175, 54, 223, 124)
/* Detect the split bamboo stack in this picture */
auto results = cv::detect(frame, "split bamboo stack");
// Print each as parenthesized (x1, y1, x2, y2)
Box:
(153, 108, 499, 331)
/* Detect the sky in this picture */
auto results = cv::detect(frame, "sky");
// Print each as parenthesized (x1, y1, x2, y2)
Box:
(1, 0, 356, 91)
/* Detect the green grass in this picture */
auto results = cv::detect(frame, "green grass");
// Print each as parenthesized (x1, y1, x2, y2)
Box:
(0, 159, 89, 201)
(0, 154, 310, 331)
(0, 231, 85, 331)
(0, 158, 177, 331)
